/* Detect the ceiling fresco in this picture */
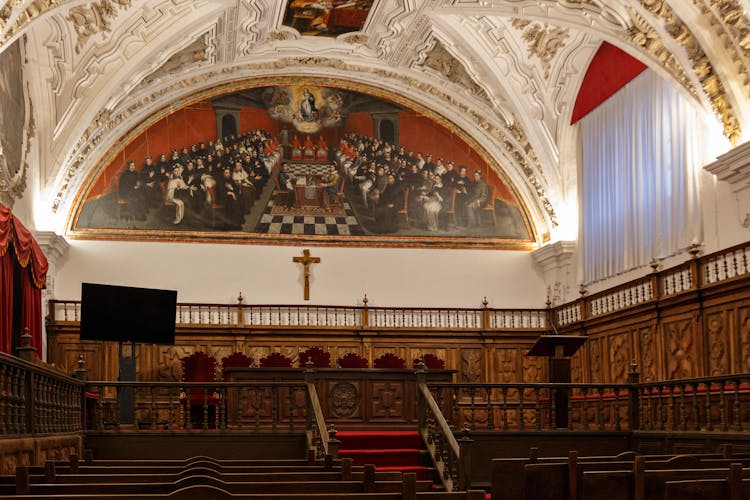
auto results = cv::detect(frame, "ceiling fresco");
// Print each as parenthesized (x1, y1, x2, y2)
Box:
(0, 0, 747, 242)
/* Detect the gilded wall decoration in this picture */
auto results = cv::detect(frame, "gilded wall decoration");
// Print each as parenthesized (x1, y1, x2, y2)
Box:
(706, 311, 729, 376)
(665, 318, 696, 379)
(633, 1, 741, 142)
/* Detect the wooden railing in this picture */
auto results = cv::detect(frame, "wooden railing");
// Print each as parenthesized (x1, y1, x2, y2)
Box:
(0, 353, 83, 437)
(417, 370, 470, 491)
(47, 299, 548, 331)
(82, 380, 309, 433)
(555, 240, 750, 327)
(427, 382, 633, 433)
(304, 366, 333, 462)
(426, 369, 750, 437)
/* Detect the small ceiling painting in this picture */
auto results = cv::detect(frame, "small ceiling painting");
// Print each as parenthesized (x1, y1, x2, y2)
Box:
(282, 1, 374, 37)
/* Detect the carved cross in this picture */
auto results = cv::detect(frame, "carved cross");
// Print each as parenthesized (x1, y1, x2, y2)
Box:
(293, 249, 320, 301)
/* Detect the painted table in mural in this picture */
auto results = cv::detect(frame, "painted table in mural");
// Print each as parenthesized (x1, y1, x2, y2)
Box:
(294, 175, 325, 208)
(223, 368, 455, 429)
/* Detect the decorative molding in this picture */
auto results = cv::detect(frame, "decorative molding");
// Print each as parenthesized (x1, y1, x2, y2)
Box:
(416, 37, 492, 103)
(633, 0, 740, 143)
(703, 139, 750, 192)
(510, 19, 570, 80)
(66, 0, 133, 54)
(32, 231, 69, 265)
(532, 240, 577, 306)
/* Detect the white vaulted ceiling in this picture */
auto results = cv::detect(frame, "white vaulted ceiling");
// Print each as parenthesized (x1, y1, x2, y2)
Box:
(2, 0, 749, 240)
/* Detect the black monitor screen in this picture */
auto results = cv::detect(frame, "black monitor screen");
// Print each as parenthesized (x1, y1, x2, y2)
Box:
(80, 283, 177, 344)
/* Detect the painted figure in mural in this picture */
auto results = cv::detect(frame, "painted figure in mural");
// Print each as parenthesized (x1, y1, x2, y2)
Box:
(321, 164, 340, 210)
(300, 88, 318, 121)
(119, 160, 147, 220)
(465, 170, 489, 227)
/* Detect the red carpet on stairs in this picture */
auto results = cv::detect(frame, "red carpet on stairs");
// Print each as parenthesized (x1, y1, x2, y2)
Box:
(336, 430, 433, 480)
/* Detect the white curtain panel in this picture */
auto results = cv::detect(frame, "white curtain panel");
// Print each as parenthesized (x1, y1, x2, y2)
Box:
(580, 69, 713, 283)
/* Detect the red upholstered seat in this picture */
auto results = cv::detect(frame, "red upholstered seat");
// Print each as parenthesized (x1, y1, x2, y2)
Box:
(298, 347, 331, 368)
(181, 352, 218, 406)
(338, 353, 368, 368)
(413, 353, 445, 369)
(220, 352, 253, 381)
(373, 353, 406, 369)
(259, 352, 293, 367)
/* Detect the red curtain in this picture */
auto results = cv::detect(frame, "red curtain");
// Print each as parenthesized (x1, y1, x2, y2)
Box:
(0, 203, 48, 357)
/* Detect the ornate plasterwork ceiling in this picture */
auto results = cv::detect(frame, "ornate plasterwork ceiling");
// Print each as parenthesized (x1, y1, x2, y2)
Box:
(1, 0, 748, 239)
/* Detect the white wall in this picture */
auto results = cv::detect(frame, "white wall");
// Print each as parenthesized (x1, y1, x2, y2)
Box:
(54, 240, 548, 309)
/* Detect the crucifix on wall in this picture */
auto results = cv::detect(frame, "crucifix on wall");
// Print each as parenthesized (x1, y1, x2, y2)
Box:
(293, 249, 320, 300)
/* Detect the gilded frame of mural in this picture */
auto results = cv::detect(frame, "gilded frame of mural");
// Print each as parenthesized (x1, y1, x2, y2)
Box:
(68, 77, 538, 250)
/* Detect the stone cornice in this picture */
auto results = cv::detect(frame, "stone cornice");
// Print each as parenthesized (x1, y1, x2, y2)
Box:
(704, 140, 750, 192)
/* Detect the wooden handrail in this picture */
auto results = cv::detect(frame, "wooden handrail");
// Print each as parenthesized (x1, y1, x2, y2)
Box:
(305, 378, 329, 462)
(418, 379, 463, 490)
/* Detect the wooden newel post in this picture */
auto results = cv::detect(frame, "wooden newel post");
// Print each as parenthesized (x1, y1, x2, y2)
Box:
(527, 335, 586, 429)
(327, 423, 340, 459)
(361, 294, 369, 328)
(415, 365, 427, 428)
(627, 361, 641, 431)
(481, 297, 489, 330)
(16, 328, 36, 362)
(458, 428, 473, 490)
(236, 292, 244, 327)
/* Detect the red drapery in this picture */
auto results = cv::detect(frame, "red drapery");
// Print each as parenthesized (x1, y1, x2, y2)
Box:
(0, 204, 48, 357)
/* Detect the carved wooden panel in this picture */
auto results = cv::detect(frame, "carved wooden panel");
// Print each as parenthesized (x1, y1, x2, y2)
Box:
(587, 338, 602, 382)
(327, 381, 362, 419)
(494, 349, 519, 383)
(739, 306, 750, 372)
(664, 317, 698, 379)
(522, 354, 545, 383)
(369, 381, 404, 419)
(570, 349, 584, 383)
(705, 310, 730, 376)
(608, 332, 632, 383)
(460, 349, 483, 383)
(637, 325, 658, 382)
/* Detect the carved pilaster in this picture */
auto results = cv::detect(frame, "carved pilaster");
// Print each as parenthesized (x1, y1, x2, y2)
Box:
(531, 240, 577, 306)
(32, 231, 69, 362)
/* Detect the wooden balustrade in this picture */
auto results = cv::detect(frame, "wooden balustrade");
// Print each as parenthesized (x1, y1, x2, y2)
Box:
(0, 353, 83, 437)
(417, 373, 467, 492)
(427, 382, 633, 433)
(84, 380, 308, 433)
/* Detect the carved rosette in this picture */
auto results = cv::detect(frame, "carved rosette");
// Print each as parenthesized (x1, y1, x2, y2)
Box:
(328, 382, 360, 419)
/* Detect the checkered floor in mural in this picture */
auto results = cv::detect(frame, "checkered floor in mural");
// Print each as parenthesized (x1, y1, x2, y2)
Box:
(255, 200, 366, 235)
(286, 163, 334, 176)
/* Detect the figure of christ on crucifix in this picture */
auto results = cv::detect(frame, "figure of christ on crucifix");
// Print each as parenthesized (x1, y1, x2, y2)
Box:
(293, 249, 320, 300)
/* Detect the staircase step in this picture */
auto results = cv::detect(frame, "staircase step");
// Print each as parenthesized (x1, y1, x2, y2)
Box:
(336, 430, 422, 450)
(338, 449, 422, 467)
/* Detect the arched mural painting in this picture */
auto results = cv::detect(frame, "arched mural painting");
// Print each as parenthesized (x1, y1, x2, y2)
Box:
(71, 83, 534, 249)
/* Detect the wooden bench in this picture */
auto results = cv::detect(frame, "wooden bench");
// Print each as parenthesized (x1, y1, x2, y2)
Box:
(2, 473, 487, 500)
(491, 447, 750, 500)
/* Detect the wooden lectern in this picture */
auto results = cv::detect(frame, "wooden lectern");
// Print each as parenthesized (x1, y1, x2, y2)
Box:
(527, 335, 586, 429)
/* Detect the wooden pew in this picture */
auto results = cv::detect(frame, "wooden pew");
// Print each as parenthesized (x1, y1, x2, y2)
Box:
(664, 463, 745, 500)
(581, 457, 750, 500)
(492, 448, 750, 500)
(1, 473, 487, 500)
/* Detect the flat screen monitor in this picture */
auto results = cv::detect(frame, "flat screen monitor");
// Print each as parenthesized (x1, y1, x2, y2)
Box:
(80, 283, 177, 344)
